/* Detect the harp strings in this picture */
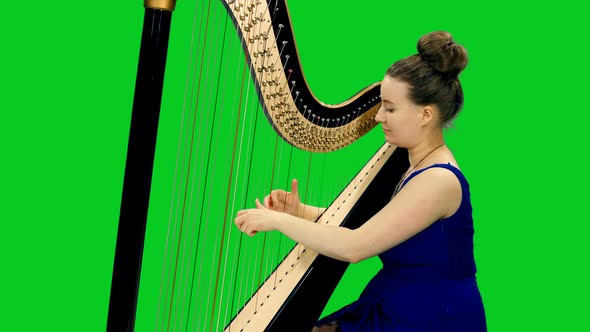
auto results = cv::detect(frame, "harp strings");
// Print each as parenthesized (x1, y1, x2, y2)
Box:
(146, 0, 341, 330)
(215, 10, 265, 330)
(195, 3, 234, 331)
(208, 0, 277, 329)
(206, 10, 250, 332)
(154, 0, 238, 330)
(185, 2, 214, 329)
(154, 0, 208, 329)
(233, 0, 277, 325)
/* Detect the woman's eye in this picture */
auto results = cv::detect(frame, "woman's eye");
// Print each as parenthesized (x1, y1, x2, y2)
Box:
(386, 108, 395, 113)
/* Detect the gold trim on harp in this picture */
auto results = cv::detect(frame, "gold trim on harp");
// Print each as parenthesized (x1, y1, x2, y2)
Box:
(144, 0, 176, 11)
(225, 0, 381, 152)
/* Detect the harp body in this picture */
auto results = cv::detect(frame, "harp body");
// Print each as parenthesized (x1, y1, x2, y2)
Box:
(108, 0, 408, 331)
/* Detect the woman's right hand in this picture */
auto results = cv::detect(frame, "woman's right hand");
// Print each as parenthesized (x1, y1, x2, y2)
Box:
(263, 179, 302, 217)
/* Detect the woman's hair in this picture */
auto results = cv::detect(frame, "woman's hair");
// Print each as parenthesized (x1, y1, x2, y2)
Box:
(387, 31, 468, 126)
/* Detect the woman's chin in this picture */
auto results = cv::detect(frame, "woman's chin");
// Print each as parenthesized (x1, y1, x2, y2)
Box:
(383, 135, 396, 145)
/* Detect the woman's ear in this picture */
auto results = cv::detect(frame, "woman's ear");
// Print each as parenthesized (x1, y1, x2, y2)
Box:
(420, 105, 435, 127)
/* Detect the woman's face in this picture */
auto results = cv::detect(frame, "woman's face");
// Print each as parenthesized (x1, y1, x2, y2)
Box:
(375, 75, 428, 148)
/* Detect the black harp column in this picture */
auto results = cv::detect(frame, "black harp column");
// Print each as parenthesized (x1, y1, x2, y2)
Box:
(107, 1, 176, 331)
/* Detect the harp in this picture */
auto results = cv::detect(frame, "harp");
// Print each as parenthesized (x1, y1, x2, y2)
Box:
(107, 0, 408, 331)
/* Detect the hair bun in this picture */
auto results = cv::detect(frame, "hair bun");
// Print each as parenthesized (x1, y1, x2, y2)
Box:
(417, 31, 468, 79)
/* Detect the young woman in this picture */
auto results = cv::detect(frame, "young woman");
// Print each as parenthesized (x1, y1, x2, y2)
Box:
(234, 31, 487, 332)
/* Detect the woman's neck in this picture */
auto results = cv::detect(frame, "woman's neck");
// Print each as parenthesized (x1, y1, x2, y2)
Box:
(406, 132, 445, 169)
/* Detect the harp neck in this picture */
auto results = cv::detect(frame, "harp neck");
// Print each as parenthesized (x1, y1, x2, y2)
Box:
(223, 0, 381, 152)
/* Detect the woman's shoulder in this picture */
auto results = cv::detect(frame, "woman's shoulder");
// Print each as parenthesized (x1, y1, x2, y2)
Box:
(394, 162, 465, 220)
(407, 162, 465, 184)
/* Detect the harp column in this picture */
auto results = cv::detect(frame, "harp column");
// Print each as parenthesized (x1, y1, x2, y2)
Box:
(107, 1, 176, 331)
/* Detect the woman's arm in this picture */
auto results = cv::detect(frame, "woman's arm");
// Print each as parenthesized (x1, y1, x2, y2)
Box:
(297, 203, 326, 221)
(280, 168, 461, 262)
(236, 168, 461, 263)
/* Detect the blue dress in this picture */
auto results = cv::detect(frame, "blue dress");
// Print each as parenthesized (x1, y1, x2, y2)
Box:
(316, 163, 487, 331)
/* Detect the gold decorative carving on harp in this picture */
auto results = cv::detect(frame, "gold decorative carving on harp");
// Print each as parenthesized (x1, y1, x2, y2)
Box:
(225, 0, 380, 152)
(108, 0, 408, 331)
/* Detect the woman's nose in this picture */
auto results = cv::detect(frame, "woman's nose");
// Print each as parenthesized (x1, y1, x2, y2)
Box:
(375, 106, 384, 123)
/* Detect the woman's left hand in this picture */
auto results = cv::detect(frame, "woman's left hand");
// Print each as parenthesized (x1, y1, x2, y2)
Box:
(235, 198, 285, 236)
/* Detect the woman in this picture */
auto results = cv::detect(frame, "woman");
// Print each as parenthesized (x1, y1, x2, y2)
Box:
(234, 31, 487, 332)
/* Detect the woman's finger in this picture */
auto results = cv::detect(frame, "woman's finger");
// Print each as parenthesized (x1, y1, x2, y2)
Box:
(255, 198, 266, 209)
(264, 195, 271, 208)
(291, 179, 299, 196)
(245, 225, 255, 237)
(270, 190, 281, 207)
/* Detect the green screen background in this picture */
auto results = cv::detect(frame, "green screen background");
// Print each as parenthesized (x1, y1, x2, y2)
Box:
(1, 0, 589, 331)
